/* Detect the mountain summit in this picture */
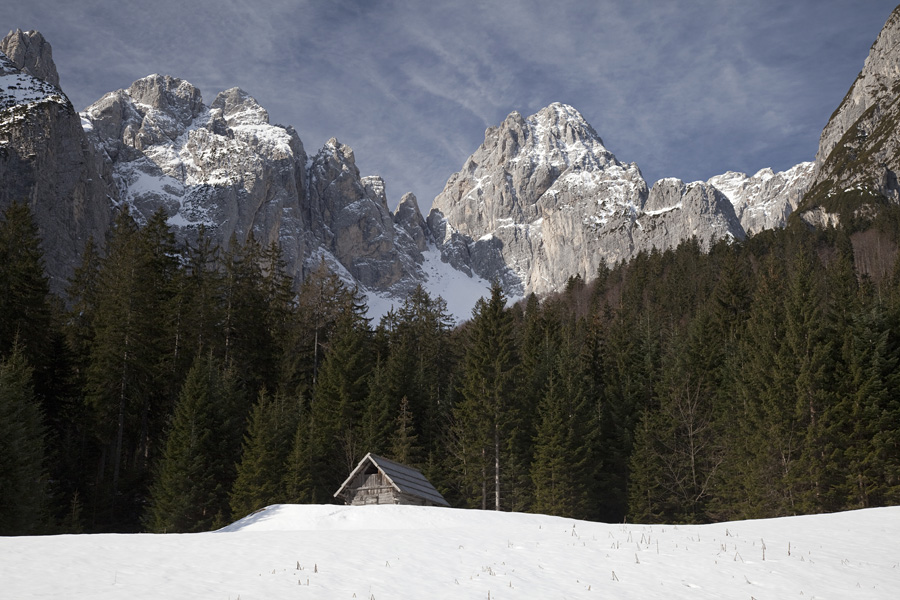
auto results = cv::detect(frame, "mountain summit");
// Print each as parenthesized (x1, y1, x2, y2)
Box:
(429, 103, 813, 297)
(14, 7, 900, 313)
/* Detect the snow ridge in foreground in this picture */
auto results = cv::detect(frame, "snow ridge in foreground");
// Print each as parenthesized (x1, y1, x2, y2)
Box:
(2, 504, 898, 599)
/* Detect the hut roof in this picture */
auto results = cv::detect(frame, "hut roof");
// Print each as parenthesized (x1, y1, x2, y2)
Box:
(334, 453, 450, 507)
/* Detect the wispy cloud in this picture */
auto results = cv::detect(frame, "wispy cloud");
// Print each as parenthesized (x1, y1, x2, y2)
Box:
(5, 0, 898, 208)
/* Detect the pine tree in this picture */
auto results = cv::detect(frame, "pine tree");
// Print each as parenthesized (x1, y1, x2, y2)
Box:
(84, 208, 161, 517)
(168, 226, 224, 389)
(309, 306, 373, 498)
(451, 282, 519, 510)
(390, 396, 421, 466)
(628, 318, 725, 524)
(221, 234, 273, 393)
(597, 296, 661, 521)
(720, 255, 797, 518)
(65, 236, 101, 377)
(283, 400, 313, 504)
(0, 201, 53, 372)
(135, 209, 183, 477)
(280, 261, 364, 398)
(530, 339, 595, 519)
(0, 346, 48, 534)
(230, 390, 299, 519)
(145, 355, 238, 532)
(784, 246, 835, 513)
(391, 286, 455, 455)
(822, 304, 900, 509)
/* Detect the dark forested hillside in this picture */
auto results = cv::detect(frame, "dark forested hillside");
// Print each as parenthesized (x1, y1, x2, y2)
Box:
(2, 199, 900, 534)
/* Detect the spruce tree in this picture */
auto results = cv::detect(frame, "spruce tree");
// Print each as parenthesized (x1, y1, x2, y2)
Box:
(0, 201, 53, 373)
(230, 390, 298, 519)
(309, 306, 373, 497)
(168, 226, 224, 390)
(784, 246, 835, 513)
(283, 401, 313, 504)
(0, 346, 48, 534)
(530, 340, 595, 520)
(598, 296, 661, 521)
(451, 282, 519, 510)
(721, 256, 796, 518)
(145, 355, 237, 532)
(84, 208, 161, 519)
(628, 317, 725, 524)
(390, 396, 422, 466)
(280, 261, 364, 398)
(823, 305, 900, 509)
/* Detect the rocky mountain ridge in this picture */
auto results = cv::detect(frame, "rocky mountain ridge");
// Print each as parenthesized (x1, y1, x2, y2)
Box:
(6, 7, 900, 316)
(429, 103, 814, 296)
(802, 4, 900, 218)
(0, 31, 112, 290)
(78, 71, 436, 298)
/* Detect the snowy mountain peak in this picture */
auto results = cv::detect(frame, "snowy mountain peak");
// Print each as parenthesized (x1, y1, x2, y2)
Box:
(486, 102, 614, 174)
(430, 102, 648, 296)
(0, 28, 60, 88)
(530, 101, 604, 148)
(0, 51, 67, 111)
(318, 136, 356, 167)
(126, 74, 203, 128)
(210, 87, 269, 127)
(706, 162, 814, 234)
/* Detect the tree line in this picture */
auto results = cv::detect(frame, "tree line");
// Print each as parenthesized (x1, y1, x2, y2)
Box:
(2, 200, 900, 534)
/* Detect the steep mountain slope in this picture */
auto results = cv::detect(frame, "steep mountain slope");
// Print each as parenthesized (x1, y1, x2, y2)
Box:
(17, 14, 898, 312)
(0, 30, 112, 291)
(82, 76, 408, 293)
(429, 103, 813, 297)
(802, 4, 900, 219)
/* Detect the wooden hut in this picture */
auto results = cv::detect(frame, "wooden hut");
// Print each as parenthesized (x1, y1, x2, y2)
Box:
(334, 453, 450, 507)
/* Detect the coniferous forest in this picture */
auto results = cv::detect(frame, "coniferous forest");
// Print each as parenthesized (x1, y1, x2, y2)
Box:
(2, 199, 900, 535)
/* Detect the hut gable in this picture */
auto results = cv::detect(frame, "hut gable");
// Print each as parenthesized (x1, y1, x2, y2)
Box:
(334, 453, 450, 507)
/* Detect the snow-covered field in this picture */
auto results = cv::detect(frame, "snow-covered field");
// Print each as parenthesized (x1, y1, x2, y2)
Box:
(2, 504, 898, 599)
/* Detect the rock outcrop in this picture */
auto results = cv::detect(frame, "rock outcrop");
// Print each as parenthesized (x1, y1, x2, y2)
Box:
(708, 163, 815, 234)
(805, 5, 900, 206)
(0, 34, 111, 291)
(0, 29, 60, 88)
(306, 138, 423, 292)
(82, 75, 314, 282)
(80, 75, 432, 296)
(428, 103, 794, 297)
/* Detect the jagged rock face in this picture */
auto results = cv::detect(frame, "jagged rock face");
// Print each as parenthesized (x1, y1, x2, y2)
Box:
(305, 139, 424, 291)
(0, 27, 856, 314)
(1, 29, 60, 88)
(637, 178, 744, 251)
(807, 6, 900, 203)
(0, 49, 111, 291)
(394, 192, 431, 254)
(80, 74, 435, 294)
(430, 103, 648, 295)
(82, 75, 315, 282)
(430, 103, 757, 297)
(708, 163, 814, 234)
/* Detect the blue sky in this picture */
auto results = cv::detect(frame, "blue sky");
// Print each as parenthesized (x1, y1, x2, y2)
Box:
(6, 1, 898, 209)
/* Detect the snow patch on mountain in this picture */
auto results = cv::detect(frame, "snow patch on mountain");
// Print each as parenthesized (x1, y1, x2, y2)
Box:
(366, 244, 498, 324)
(0, 53, 66, 118)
